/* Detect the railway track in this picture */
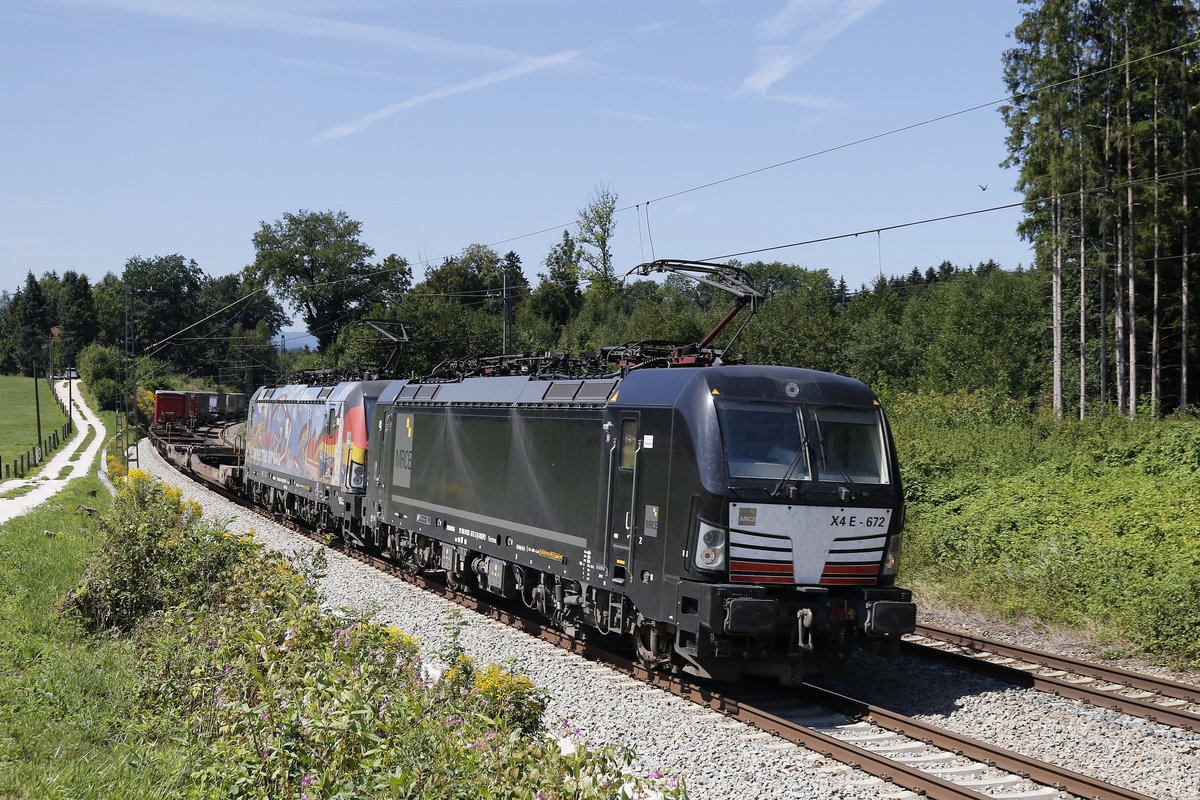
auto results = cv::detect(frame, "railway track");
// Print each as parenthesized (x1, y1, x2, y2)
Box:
(327, 540, 1159, 800)
(904, 624, 1200, 731)
(148, 427, 1176, 800)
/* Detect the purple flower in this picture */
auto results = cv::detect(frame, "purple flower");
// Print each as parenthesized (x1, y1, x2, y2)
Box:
(301, 773, 317, 787)
(647, 768, 664, 780)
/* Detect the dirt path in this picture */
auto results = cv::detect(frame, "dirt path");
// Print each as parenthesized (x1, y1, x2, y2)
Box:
(0, 379, 106, 525)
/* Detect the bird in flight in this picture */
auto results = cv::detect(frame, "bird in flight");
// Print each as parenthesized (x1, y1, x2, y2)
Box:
(978, 184, 988, 191)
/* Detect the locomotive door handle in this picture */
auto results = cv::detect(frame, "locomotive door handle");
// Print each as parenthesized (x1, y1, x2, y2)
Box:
(627, 442, 643, 532)
(602, 442, 617, 567)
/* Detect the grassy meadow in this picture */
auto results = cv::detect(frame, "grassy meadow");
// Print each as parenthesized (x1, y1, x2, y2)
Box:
(0, 375, 71, 479)
(0, 473, 186, 797)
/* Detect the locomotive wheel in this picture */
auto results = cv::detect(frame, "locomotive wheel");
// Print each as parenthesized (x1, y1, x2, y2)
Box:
(446, 570, 468, 593)
(554, 610, 584, 640)
(634, 618, 671, 670)
(635, 624, 659, 668)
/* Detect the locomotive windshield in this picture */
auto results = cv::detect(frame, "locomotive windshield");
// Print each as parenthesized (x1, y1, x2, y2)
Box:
(716, 401, 810, 479)
(812, 406, 889, 484)
(716, 401, 890, 484)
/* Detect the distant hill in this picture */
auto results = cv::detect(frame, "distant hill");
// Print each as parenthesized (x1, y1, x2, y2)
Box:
(280, 330, 319, 352)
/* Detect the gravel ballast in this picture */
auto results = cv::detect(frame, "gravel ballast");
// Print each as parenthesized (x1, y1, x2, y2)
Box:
(137, 440, 1199, 799)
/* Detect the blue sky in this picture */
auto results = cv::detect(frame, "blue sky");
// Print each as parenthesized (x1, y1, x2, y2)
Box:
(1, 0, 1032, 311)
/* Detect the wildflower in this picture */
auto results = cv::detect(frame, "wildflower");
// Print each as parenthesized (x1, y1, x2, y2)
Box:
(261, 747, 270, 758)
(301, 773, 317, 787)
(647, 769, 664, 780)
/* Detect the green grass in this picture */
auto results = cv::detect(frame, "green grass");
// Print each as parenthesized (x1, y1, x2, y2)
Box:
(0, 376, 71, 480)
(0, 474, 185, 798)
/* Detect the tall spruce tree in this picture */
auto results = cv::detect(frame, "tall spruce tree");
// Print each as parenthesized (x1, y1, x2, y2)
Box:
(1002, 0, 1200, 416)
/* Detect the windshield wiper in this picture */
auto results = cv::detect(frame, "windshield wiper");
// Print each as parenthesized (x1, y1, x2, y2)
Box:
(770, 413, 809, 498)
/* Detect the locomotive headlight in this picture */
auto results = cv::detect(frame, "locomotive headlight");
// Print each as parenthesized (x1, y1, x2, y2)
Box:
(350, 463, 366, 489)
(694, 521, 726, 572)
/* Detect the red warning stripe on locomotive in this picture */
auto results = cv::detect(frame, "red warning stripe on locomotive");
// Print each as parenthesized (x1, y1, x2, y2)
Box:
(730, 559, 794, 584)
(822, 564, 881, 575)
(819, 562, 880, 585)
(730, 560, 792, 573)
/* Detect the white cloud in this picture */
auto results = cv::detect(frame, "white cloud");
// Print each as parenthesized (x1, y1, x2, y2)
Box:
(632, 21, 673, 35)
(58, 0, 528, 62)
(742, 0, 886, 96)
(596, 109, 698, 130)
(312, 50, 582, 142)
(764, 92, 840, 110)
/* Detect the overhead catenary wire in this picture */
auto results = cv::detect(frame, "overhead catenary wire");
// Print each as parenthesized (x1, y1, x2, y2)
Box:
(123, 36, 1200, 365)
(708, 166, 1200, 263)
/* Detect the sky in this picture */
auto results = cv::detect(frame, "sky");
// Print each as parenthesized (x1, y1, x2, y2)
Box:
(1, 0, 1034, 327)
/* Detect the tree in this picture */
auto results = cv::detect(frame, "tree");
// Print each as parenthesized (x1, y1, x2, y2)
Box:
(121, 255, 206, 367)
(9, 271, 50, 375)
(251, 210, 381, 351)
(55, 271, 97, 369)
(1002, 0, 1200, 416)
(92, 272, 124, 346)
(525, 231, 583, 332)
(576, 185, 619, 296)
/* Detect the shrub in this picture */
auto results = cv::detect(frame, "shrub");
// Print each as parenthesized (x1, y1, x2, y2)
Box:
(70, 471, 686, 798)
(89, 376, 118, 411)
(61, 469, 252, 631)
(894, 405, 1200, 666)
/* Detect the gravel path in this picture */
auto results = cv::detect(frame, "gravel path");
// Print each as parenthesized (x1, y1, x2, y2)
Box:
(0, 379, 106, 525)
(138, 439, 1198, 800)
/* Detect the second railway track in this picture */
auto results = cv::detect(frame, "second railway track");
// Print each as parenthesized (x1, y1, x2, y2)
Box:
(904, 623, 1200, 731)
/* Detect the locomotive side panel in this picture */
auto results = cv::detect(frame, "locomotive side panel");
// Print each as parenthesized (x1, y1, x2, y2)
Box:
(382, 405, 607, 579)
(244, 386, 341, 494)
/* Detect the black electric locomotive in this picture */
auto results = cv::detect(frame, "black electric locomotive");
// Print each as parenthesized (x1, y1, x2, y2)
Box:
(360, 362, 913, 684)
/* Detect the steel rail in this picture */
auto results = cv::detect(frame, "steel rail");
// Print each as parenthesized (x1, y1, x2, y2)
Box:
(909, 623, 1200, 730)
(792, 684, 1157, 800)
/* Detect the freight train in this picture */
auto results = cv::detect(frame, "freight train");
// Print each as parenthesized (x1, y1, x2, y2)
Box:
(153, 261, 916, 684)
(153, 390, 247, 426)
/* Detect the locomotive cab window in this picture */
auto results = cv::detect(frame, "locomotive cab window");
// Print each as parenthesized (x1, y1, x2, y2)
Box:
(716, 401, 809, 480)
(363, 396, 379, 430)
(812, 406, 889, 484)
(620, 419, 637, 470)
